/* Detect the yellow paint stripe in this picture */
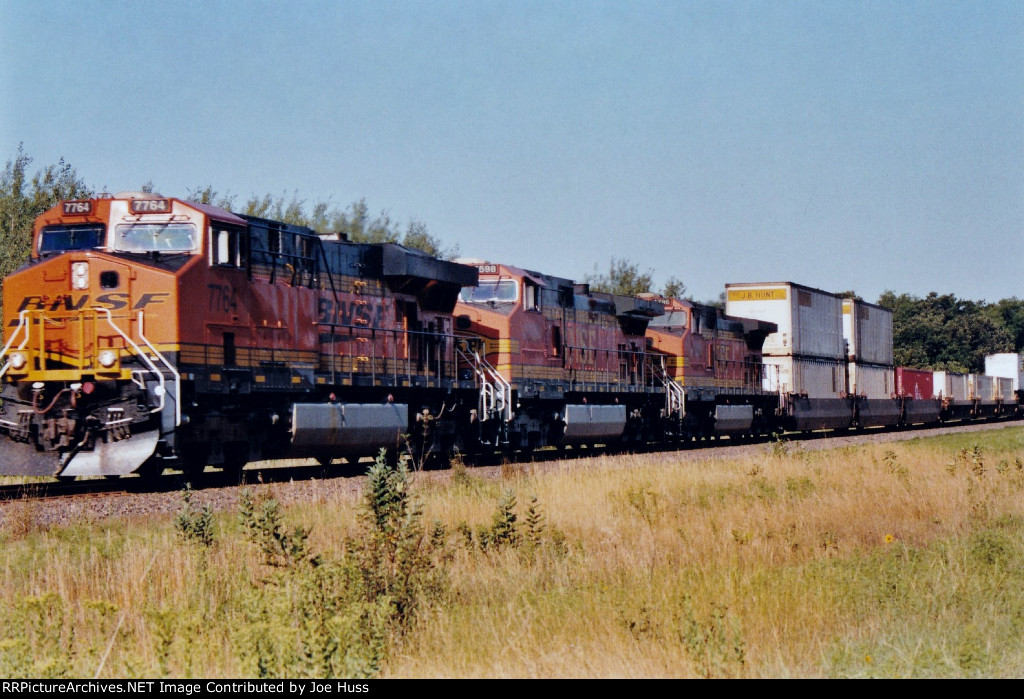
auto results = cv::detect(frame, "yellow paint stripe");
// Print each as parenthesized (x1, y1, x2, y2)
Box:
(727, 288, 787, 301)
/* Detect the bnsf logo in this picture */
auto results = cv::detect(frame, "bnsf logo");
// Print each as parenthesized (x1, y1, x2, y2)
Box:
(11, 292, 170, 318)
(317, 297, 384, 327)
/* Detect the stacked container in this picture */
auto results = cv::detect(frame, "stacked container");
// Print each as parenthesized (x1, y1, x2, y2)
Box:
(842, 299, 894, 396)
(895, 367, 934, 400)
(726, 282, 850, 429)
(985, 353, 1022, 392)
(933, 371, 969, 402)
(969, 374, 997, 405)
(725, 283, 845, 397)
(895, 367, 942, 424)
(842, 299, 897, 426)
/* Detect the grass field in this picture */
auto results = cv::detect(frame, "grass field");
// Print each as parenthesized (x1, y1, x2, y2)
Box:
(2, 427, 1023, 678)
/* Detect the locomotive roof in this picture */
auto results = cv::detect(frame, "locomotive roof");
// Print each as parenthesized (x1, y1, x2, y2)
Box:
(460, 260, 662, 319)
(382, 243, 478, 287)
(186, 200, 247, 225)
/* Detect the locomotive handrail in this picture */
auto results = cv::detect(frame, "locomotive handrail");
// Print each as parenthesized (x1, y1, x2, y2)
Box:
(137, 310, 182, 427)
(455, 342, 512, 423)
(561, 342, 650, 392)
(0, 310, 31, 379)
(97, 308, 167, 418)
(652, 355, 685, 420)
(317, 320, 457, 387)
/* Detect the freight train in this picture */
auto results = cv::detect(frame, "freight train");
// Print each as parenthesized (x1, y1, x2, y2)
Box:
(0, 193, 1020, 478)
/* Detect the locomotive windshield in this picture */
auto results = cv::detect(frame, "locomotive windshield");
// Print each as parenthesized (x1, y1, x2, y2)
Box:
(38, 224, 106, 255)
(113, 223, 197, 253)
(458, 279, 518, 305)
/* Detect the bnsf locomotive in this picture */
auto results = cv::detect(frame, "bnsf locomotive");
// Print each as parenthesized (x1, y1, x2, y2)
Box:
(0, 193, 475, 477)
(0, 193, 1020, 479)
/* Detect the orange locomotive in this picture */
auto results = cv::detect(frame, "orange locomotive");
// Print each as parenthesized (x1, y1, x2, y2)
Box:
(0, 192, 476, 477)
(454, 260, 671, 450)
(642, 296, 778, 439)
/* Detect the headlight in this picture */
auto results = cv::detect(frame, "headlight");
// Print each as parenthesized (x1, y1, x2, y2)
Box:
(97, 349, 117, 368)
(8, 352, 27, 370)
(72, 262, 89, 290)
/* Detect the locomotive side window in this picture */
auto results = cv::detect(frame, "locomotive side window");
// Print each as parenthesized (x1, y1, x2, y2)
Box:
(524, 283, 538, 311)
(114, 223, 196, 253)
(38, 224, 106, 255)
(211, 225, 247, 268)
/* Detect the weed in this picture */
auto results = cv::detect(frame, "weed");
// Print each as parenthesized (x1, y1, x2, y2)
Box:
(455, 521, 474, 549)
(675, 595, 746, 678)
(450, 453, 473, 488)
(489, 489, 520, 549)
(236, 448, 445, 678)
(621, 482, 662, 527)
(524, 495, 545, 550)
(882, 449, 910, 486)
(770, 432, 789, 458)
(968, 529, 1013, 567)
(749, 477, 779, 502)
(174, 485, 215, 548)
(731, 529, 752, 545)
(238, 491, 313, 568)
(785, 476, 816, 499)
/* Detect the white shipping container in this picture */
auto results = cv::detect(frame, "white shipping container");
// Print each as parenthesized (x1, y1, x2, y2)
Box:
(725, 282, 844, 360)
(970, 374, 997, 404)
(933, 371, 969, 402)
(842, 299, 894, 366)
(996, 377, 1014, 401)
(985, 353, 1022, 391)
(848, 362, 894, 399)
(763, 355, 846, 399)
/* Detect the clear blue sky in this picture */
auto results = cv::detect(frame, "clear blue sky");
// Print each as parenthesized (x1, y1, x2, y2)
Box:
(2, 0, 1021, 303)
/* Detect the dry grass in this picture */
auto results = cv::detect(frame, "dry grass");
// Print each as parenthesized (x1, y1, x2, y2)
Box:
(1, 427, 1022, 678)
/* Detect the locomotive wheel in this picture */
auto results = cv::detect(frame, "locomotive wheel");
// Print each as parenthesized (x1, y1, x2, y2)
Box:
(178, 444, 210, 480)
(135, 457, 166, 480)
(222, 442, 250, 481)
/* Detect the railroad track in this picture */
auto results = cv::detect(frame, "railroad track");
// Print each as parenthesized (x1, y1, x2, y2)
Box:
(1, 415, 1020, 505)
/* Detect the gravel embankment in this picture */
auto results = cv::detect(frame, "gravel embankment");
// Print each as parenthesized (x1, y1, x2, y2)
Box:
(2, 420, 1020, 531)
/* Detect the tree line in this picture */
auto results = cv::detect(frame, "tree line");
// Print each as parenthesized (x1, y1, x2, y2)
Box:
(2, 147, 1021, 373)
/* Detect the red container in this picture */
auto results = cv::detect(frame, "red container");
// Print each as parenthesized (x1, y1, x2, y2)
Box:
(896, 367, 934, 399)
